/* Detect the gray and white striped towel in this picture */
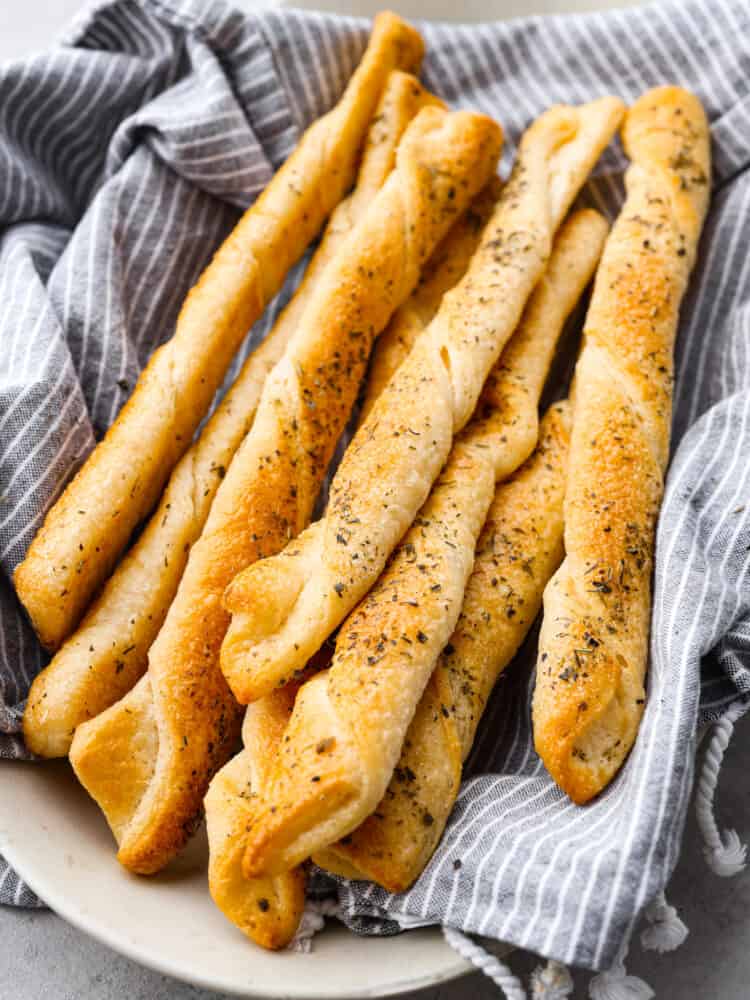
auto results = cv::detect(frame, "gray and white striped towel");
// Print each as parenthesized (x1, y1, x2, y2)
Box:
(1, 0, 749, 973)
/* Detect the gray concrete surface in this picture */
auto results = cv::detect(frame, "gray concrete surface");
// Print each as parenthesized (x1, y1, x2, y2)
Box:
(1, 2, 749, 998)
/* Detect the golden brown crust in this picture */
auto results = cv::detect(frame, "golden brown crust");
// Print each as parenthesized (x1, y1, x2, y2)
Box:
(533, 87, 711, 804)
(245, 432, 496, 875)
(240, 209, 608, 877)
(219, 107, 504, 704)
(360, 178, 502, 422)
(205, 638, 335, 947)
(317, 404, 571, 891)
(204, 184, 508, 903)
(22, 70, 437, 760)
(69, 106, 502, 875)
(205, 689, 306, 951)
(220, 98, 624, 706)
(13, 12, 424, 652)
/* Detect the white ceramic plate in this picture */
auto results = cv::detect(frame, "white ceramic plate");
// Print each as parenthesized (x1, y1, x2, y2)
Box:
(0, 759, 472, 998)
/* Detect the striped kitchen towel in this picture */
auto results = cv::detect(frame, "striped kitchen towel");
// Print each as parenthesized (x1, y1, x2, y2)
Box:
(1, 0, 749, 974)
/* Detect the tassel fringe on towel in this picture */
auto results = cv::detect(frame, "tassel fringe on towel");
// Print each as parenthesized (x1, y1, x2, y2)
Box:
(530, 958, 574, 999)
(443, 926, 527, 1000)
(695, 702, 748, 878)
(639, 891, 688, 953)
(588, 936, 654, 1000)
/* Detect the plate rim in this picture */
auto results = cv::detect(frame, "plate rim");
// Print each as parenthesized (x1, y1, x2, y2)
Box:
(0, 760, 472, 999)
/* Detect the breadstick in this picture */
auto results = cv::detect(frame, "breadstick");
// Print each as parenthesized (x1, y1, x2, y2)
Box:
(205, 688, 306, 951)
(206, 638, 334, 947)
(221, 97, 625, 706)
(315, 404, 571, 890)
(13, 11, 424, 652)
(205, 185, 497, 931)
(533, 87, 710, 804)
(70, 107, 503, 875)
(360, 178, 501, 422)
(23, 70, 439, 759)
(241, 211, 608, 876)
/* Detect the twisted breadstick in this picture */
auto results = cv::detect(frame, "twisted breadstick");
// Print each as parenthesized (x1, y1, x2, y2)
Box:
(205, 639, 334, 948)
(205, 166, 490, 943)
(23, 70, 439, 759)
(205, 182, 497, 939)
(205, 687, 305, 951)
(240, 209, 607, 875)
(533, 87, 711, 804)
(360, 178, 501, 422)
(14, 12, 424, 651)
(69, 106, 503, 875)
(221, 97, 625, 705)
(315, 404, 571, 890)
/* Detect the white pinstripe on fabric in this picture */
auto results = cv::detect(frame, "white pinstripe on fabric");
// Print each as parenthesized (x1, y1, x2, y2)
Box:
(20, 60, 80, 187)
(88, 154, 143, 420)
(470, 785, 571, 935)
(67, 57, 157, 205)
(13, 587, 34, 694)
(131, 183, 205, 357)
(0, 61, 58, 221)
(77, 195, 106, 398)
(0, 405, 90, 563)
(718, 284, 749, 402)
(0, 295, 64, 439)
(150, 196, 231, 358)
(1, 248, 38, 378)
(302, 17, 336, 117)
(37, 55, 115, 184)
(0, 386, 84, 533)
(424, 774, 551, 922)
(678, 183, 750, 429)
(128, 175, 193, 352)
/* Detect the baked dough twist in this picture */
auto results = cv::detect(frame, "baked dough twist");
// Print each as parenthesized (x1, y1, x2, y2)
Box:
(240, 210, 608, 875)
(14, 11, 424, 651)
(316, 404, 571, 890)
(360, 178, 501, 422)
(204, 147, 500, 948)
(220, 97, 625, 706)
(533, 86, 711, 804)
(69, 106, 503, 875)
(205, 640, 333, 950)
(204, 179, 499, 943)
(205, 687, 305, 951)
(23, 70, 439, 759)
